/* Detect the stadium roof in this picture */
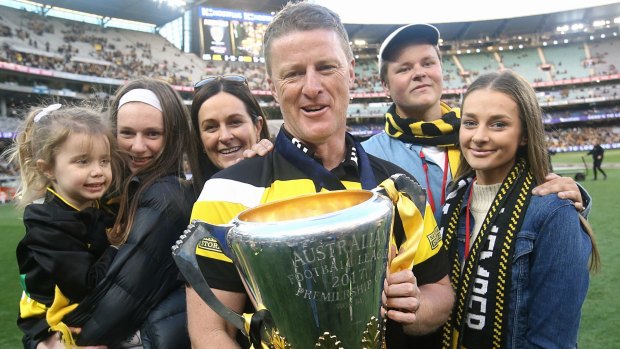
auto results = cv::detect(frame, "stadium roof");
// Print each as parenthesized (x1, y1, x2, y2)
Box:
(347, 2, 620, 45)
(35, 0, 187, 26)
(32, 0, 620, 44)
(34, 0, 289, 27)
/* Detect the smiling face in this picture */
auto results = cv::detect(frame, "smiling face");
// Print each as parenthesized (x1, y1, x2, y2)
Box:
(267, 29, 355, 147)
(384, 43, 443, 121)
(460, 89, 526, 185)
(198, 91, 263, 169)
(116, 102, 164, 174)
(42, 132, 112, 210)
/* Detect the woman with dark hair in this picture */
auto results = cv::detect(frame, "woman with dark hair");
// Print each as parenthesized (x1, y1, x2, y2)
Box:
(189, 74, 270, 192)
(52, 77, 197, 348)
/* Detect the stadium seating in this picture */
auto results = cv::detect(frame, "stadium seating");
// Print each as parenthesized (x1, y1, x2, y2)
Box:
(498, 48, 548, 82)
(456, 52, 501, 82)
(589, 40, 620, 76)
(1, 3, 620, 152)
(0, 5, 207, 85)
(543, 43, 590, 79)
(441, 55, 467, 90)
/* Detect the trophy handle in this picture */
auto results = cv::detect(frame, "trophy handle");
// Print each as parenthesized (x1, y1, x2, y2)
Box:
(373, 173, 427, 216)
(373, 173, 431, 273)
(172, 220, 248, 336)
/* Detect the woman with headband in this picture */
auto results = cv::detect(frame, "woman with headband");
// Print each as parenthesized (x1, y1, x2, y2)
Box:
(52, 77, 197, 348)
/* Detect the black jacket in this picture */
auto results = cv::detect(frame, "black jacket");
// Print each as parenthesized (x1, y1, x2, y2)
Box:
(587, 145, 605, 161)
(17, 190, 116, 348)
(66, 175, 195, 347)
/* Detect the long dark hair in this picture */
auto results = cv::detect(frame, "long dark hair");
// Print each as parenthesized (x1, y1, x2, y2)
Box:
(189, 78, 270, 193)
(108, 77, 195, 245)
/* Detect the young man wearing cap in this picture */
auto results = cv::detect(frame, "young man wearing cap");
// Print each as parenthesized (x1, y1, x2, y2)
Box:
(362, 23, 589, 226)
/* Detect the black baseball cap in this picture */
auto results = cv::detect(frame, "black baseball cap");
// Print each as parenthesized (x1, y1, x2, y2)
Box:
(379, 23, 440, 69)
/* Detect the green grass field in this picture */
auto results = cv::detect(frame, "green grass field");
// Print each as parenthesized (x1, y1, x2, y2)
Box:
(553, 149, 620, 166)
(0, 203, 25, 347)
(0, 151, 619, 346)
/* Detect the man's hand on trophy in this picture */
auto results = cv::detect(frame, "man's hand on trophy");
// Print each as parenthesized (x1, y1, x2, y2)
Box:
(381, 269, 422, 325)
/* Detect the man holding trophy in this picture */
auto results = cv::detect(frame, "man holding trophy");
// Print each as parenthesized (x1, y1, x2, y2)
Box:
(183, 2, 453, 348)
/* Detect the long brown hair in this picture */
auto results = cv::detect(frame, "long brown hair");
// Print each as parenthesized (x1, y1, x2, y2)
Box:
(108, 78, 195, 245)
(456, 70, 600, 272)
(189, 77, 270, 192)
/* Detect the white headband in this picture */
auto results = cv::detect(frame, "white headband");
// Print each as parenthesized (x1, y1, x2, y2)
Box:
(34, 103, 62, 123)
(117, 88, 162, 112)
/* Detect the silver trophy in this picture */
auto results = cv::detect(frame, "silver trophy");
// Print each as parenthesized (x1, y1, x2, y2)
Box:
(173, 174, 426, 348)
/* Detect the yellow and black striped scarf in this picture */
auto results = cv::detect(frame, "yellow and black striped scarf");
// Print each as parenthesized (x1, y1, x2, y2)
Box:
(384, 101, 461, 147)
(440, 158, 533, 349)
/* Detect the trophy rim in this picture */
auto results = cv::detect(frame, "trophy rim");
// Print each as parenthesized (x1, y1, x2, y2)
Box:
(236, 189, 378, 224)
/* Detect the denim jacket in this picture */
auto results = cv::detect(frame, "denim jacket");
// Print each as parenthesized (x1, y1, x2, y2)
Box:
(453, 188, 592, 349)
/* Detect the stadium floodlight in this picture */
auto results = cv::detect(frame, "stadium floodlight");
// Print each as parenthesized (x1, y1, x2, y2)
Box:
(556, 25, 570, 32)
(594, 20, 606, 27)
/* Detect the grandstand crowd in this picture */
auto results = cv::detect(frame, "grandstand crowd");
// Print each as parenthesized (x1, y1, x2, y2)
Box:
(1, 4, 620, 154)
(3, 6, 620, 90)
(547, 126, 620, 152)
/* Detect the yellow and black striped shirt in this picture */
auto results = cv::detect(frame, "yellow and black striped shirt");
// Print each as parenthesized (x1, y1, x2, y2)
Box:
(191, 134, 448, 292)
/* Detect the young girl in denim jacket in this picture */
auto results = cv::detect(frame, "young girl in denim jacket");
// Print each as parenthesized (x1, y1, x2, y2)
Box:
(440, 70, 599, 349)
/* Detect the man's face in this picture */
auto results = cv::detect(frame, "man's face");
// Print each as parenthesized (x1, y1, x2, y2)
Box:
(267, 29, 355, 146)
(384, 43, 443, 120)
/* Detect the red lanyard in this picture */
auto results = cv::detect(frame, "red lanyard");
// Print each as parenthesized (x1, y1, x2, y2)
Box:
(464, 180, 475, 261)
(419, 149, 450, 213)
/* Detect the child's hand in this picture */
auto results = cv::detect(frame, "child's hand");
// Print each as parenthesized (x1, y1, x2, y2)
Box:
(36, 332, 63, 349)
(35, 330, 108, 349)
